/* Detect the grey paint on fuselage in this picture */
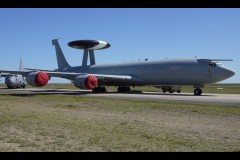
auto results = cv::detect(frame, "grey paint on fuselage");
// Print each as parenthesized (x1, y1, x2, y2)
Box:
(58, 59, 234, 86)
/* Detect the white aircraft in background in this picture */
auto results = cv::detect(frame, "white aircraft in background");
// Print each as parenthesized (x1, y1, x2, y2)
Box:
(0, 39, 235, 95)
(0, 59, 26, 89)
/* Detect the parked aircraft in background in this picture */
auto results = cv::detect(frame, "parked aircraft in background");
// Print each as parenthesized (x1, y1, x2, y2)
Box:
(0, 59, 26, 89)
(0, 39, 235, 95)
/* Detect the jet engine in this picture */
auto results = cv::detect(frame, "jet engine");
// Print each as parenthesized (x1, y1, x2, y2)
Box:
(73, 75, 98, 90)
(26, 71, 49, 87)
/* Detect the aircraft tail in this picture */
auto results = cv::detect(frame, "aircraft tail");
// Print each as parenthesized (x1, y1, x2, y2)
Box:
(52, 39, 71, 69)
(19, 58, 23, 71)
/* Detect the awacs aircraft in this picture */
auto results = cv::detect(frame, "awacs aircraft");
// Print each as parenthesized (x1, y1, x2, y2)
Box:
(0, 39, 235, 95)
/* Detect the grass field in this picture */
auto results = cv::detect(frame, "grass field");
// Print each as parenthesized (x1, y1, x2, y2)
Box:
(0, 93, 239, 151)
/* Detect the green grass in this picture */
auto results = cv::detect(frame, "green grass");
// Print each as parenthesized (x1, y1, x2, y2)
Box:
(0, 94, 239, 151)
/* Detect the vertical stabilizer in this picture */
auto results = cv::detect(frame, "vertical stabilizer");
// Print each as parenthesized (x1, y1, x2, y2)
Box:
(52, 39, 71, 69)
(19, 58, 23, 71)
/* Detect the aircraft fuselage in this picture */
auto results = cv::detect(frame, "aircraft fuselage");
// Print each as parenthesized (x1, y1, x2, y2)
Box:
(59, 59, 234, 87)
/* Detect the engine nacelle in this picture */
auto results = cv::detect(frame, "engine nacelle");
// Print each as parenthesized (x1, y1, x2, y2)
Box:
(73, 75, 98, 90)
(26, 71, 49, 87)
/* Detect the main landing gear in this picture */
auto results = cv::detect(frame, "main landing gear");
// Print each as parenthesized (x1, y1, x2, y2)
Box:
(117, 86, 130, 92)
(92, 86, 131, 93)
(92, 86, 107, 93)
(194, 88, 202, 96)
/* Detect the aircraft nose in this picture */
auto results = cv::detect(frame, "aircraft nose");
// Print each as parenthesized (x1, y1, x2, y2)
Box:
(223, 68, 235, 79)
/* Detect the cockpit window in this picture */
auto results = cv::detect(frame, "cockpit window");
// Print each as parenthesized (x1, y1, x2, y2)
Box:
(209, 63, 216, 67)
(216, 61, 224, 66)
(209, 61, 224, 67)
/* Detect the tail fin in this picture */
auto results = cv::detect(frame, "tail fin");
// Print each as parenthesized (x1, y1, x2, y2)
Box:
(52, 39, 71, 69)
(19, 58, 23, 71)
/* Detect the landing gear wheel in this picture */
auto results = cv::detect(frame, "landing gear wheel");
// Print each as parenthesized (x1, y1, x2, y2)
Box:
(92, 86, 107, 93)
(100, 87, 106, 92)
(7, 85, 13, 89)
(118, 86, 130, 92)
(169, 90, 174, 93)
(117, 87, 121, 92)
(194, 89, 202, 95)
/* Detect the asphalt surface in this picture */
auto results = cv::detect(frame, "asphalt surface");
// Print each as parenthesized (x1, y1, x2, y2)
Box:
(0, 88, 240, 106)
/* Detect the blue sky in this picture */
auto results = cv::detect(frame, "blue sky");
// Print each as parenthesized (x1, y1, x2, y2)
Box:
(0, 8, 239, 83)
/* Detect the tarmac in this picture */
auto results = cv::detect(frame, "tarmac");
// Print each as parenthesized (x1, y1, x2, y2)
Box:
(1, 88, 240, 106)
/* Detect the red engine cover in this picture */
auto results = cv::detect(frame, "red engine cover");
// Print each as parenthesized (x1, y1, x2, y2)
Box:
(84, 75, 98, 89)
(35, 71, 49, 87)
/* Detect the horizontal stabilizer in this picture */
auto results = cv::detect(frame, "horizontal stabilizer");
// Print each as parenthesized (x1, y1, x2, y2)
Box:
(23, 68, 58, 72)
(0, 73, 12, 77)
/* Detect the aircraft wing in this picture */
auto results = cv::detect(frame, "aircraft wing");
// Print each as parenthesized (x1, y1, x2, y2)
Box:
(23, 68, 57, 72)
(46, 71, 133, 82)
(0, 70, 30, 76)
(0, 69, 134, 83)
(0, 73, 12, 78)
(197, 59, 233, 62)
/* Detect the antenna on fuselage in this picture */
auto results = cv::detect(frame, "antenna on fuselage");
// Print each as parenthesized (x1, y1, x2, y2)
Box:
(68, 40, 111, 67)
